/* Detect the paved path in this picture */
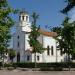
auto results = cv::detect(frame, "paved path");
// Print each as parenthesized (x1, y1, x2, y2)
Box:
(0, 70, 75, 75)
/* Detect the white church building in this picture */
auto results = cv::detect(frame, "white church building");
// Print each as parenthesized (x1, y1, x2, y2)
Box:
(13, 11, 67, 63)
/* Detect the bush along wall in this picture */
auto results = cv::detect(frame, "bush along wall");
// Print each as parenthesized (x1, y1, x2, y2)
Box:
(3, 62, 75, 71)
(12, 62, 75, 68)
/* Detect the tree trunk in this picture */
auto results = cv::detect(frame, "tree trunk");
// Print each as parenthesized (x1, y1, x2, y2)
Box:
(68, 54, 71, 71)
(56, 49, 57, 63)
(2, 53, 4, 68)
(34, 52, 37, 70)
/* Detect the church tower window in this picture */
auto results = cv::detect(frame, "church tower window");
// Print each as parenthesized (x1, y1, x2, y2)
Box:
(26, 16, 28, 21)
(51, 46, 53, 55)
(47, 45, 50, 55)
(22, 16, 24, 21)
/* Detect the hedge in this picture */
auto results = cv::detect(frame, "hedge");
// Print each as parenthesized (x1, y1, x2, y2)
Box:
(1, 62, 75, 68)
(11, 62, 75, 68)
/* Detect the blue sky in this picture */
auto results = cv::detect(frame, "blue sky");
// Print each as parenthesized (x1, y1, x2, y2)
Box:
(69, 7, 75, 22)
(8, 0, 75, 48)
(8, 0, 66, 30)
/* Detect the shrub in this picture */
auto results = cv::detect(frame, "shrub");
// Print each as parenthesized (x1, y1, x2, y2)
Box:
(3, 62, 75, 71)
(12, 62, 35, 68)
(4, 63, 12, 67)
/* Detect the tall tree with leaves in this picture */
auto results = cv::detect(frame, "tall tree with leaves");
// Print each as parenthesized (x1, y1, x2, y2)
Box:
(51, 0, 75, 71)
(61, 0, 75, 14)
(59, 18, 74, 58)
(60, 0, 75, 70)
(52, 17, 75, 70)
(60, 18, 75, 70)
(0, 0, 17, 66)
(51, 26, 62, 36)
(29, 12, 44, 68)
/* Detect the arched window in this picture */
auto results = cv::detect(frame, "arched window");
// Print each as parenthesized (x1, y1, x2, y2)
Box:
(26, 16, 28, 21)
(17, 35, 19, 39)
(17, 41, 19, 47)
(37, 56, 40, 61)
(27, 55, 30, 61)
(47, 45, 50, 55)
(17, 53, 20, 62)
(51, 46, 53, 55)
(22, 16, 24, 21)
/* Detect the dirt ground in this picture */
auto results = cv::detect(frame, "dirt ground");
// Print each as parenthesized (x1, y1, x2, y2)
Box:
(0, 70, 75, 75)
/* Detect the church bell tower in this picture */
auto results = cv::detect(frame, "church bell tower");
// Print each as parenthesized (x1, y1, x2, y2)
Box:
(19, 11, 29, 22)
(19, 10, 31, 32)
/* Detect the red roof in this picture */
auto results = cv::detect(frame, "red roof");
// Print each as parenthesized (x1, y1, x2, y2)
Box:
(39, 29, 57, 37)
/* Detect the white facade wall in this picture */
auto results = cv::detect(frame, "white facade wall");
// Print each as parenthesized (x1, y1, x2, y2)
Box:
(42, 36, 57, 62)
(13, 31, 25, 62)
(24, 51, 32, 62)
(24, 33, 31, 50)
(13, 12, 31, 62)
(32, 53, 42, 63)
(13, 11, 66, 63)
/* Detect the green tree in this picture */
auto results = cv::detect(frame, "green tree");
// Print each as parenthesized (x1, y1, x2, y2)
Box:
(51, 0, 75, 71)
(61, 0, 75, 14)
(60, 0, 75, 71)
(29, 12, 44, 68)
(52, 17, 75, 70)
(0, 0, 17, 67)
(60, 18, 75, 70)
(51, 26, 62, 36)
(59, 18, 74, 57)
